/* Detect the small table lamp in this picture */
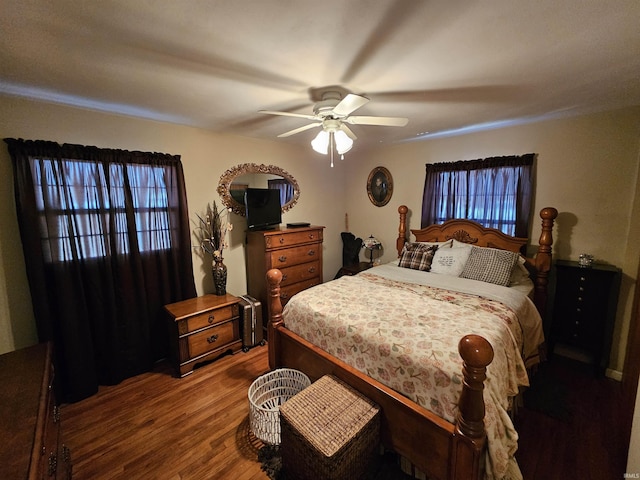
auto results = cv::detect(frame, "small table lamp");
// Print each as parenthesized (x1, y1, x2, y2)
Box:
(363, 235, 382, 266)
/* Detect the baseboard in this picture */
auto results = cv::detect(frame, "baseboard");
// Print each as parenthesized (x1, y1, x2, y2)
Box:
(605, 368, 623, 381)
(553, 344, 622, 382)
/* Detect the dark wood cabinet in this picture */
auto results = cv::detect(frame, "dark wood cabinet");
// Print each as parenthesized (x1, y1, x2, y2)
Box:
(0, 342, 72, 479)
(165, 294, 242, 377)
(246, 226, 324, 322)
(335, 262, 373, 279)
(551, 260, 621, 375)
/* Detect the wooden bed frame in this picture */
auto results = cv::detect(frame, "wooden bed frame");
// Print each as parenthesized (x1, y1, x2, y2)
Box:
(266, 205, 558, 480)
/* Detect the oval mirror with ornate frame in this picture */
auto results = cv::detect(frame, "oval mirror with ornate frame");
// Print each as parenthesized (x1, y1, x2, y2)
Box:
(217, 163, 300, 216)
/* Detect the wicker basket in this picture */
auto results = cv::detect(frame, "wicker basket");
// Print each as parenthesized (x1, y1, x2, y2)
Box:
(248, 368, 311, 445)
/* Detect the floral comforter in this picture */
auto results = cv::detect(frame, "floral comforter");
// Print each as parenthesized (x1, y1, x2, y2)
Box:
(282, 263, 544, 480)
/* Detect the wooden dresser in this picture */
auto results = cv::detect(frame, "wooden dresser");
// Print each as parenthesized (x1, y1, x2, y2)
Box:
(0, 342, 72, 480)
(246, 226, 324, 322)
(165, 293, 243, 377)
(550, 260, 621, 375)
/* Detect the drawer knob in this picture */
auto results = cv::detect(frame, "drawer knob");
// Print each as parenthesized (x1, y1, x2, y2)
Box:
(576, 308, 581, 313)
(580, 276, 586, 281)
(280, 293, 289, 300)
(308, 233, 315, 239)
(282, 274, 288, 281)
(208, 314, 215, 324)
(308, 267, 316, 273)
(579, 286, 584, 292)
(278, 255, 287, 263)
(207, 334, 219, 344)
(279, 237, 285, 244)
(48, 452, 57, 475)
(307, 250, 316, 256)
(577, 296, 583, 302)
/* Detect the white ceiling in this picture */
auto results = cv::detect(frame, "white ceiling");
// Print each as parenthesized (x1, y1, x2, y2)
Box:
(2, 0, 640, 149)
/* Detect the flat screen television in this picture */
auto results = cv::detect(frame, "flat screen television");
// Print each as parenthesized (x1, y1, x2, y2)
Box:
(244, 188, 282, 231)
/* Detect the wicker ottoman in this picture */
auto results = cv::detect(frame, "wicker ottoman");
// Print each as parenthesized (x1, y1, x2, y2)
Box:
(280, 375, 380, 480)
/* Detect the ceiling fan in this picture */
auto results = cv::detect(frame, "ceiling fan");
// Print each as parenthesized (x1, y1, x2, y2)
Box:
(259, 90, 409, 166)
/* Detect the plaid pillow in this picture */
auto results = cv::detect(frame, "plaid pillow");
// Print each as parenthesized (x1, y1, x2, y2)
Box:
(460, 246, 520, 286)
(398, 243, 438, 271)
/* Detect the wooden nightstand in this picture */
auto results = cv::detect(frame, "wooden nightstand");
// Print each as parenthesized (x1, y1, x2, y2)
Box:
(165, 294, 242, 377)
(335, 262, 373, 279)
(550, 260, 621, 375)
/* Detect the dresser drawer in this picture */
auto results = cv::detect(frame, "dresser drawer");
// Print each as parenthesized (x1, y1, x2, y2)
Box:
(181, 304, 237, 334)
(269, 244, 321, 269)
(187, 319, 241, 358)
(279, 279, 321, 306)
(265, 229, 323, 249)
(280, 261, 321, 286)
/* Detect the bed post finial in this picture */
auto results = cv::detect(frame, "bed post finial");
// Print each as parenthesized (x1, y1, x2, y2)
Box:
(534, 207, 558, 315)
(397, 205, 409, 256)
(456, 335, 494, 439)
(266, 268, 284, 370)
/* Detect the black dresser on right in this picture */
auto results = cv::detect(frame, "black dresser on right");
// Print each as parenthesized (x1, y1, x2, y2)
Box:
(550, 259, 621, 375)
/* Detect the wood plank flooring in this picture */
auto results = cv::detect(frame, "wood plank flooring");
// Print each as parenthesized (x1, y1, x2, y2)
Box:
(62, 346, 271, 480)
(62, 346, 627, 480)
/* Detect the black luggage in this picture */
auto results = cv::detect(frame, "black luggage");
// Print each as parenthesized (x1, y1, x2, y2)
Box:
(238, 294, 265, 352)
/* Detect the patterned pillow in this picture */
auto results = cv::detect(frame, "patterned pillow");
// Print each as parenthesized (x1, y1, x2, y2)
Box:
(430, 244, 472, 276)
(460, 246, 520, 286)
(398, 243, 438, 271)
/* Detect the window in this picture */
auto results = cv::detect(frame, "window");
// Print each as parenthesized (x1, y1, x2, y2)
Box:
(6, 138, 196, 403)
(31, 158, 175, 262)
(421, 154, 534, 238)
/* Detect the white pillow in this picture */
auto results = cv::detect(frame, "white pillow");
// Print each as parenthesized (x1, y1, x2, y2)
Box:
(509, 257, 530, 285)
(451, 239, 474, 249)
(416, 239, 453, 249)
(431, 245, 472, 276)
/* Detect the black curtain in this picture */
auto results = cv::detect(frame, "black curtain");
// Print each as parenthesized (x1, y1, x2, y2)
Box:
(421, 154, 534, 238)
(6, 139, 196, 403)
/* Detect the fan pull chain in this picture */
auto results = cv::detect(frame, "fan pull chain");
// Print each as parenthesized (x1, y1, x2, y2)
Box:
(330, 133, 335, 167)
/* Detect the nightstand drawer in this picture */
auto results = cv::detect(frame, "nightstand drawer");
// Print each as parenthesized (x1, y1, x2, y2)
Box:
(187, 319, 240, 358)
(165, 294, 243, 377)
(183, 305, 237, 334)
(269, 244, 321, 268)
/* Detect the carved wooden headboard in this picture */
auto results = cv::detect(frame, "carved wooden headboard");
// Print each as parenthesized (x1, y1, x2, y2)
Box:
(395, 205, 558, 315)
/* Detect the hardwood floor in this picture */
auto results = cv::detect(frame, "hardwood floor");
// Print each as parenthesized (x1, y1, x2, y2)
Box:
(515, 354, 627, 480)
(62, 346, 627, 480)
(62, 346, 271, 480)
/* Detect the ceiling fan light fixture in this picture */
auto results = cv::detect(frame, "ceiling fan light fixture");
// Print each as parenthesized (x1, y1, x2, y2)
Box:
(334, 130, 353, 155)
(311, 130, 329, 154)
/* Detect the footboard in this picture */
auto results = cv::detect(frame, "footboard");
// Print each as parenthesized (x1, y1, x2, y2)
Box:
(266, 269, 493, 480)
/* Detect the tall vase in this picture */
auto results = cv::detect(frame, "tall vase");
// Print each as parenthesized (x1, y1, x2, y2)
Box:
(212, 257, 227, 296)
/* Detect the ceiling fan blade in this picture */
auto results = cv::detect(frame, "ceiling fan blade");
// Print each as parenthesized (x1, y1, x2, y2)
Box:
(332, 94, 369, 117)
(278, 123, 321, 138)
(340, 124, 358, 141)
(345, 115, 409, 127)
(259, 110, 318, 121)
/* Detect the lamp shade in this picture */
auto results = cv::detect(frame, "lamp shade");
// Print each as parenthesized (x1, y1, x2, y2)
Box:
(334, 130, 353, 154)
(311, 130, 329, 154)
(363, 235, 381, 250)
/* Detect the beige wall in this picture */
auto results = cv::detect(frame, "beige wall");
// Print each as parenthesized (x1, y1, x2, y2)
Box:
(1, 95, 639, 375)
(0, 94, 348, 355)
(1, 95, 639, 470)
(344, 107, 640, 374)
